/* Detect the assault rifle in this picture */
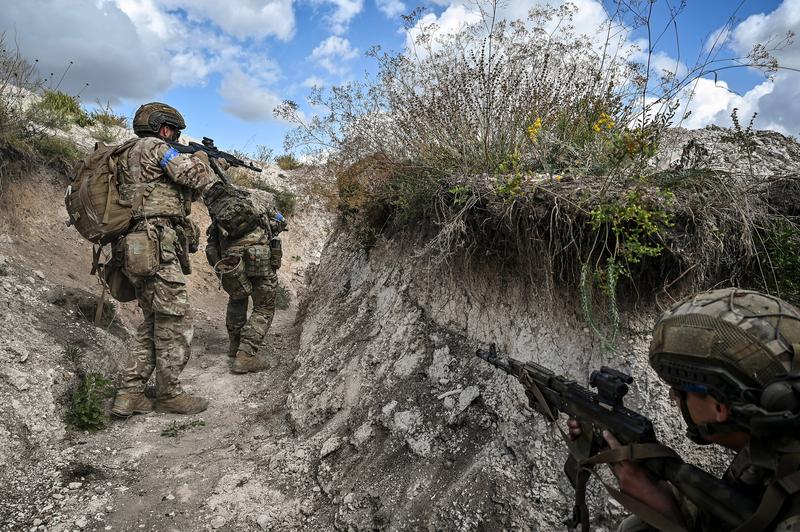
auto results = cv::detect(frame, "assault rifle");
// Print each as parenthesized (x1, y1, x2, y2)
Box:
(167, 137, 262, 174)
(476, 344, 758, 532)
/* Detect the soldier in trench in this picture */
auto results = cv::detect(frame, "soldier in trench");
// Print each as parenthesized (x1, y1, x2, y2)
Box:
(204, 189, 286, 374)
(568, 288, 800, 531)
(110, 102, 217, 416)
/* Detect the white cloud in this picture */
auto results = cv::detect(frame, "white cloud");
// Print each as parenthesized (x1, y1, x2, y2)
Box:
(405, 0, 617, 57)
(302, 76, 328, 88)
(159, 0, 296, 41)
(0, 1, 172, 102)
(404, 4, 482, 52)
(219, 69, 285, 122)
(703, 26, 731, 54)
(687, 0, 800, 135)
(376, 0, 406, 18)
(0, 0, 296, 122)
(311, 36, 359, 75)
(310, 0, 364, 34)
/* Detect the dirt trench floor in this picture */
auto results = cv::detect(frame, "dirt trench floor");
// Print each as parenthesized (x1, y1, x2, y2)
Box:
(57, 305, 314, 532)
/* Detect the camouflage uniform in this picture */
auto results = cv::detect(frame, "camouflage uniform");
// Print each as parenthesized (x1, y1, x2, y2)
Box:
(617, 288, 800, 531)
(205, 189, 285, 370)
(617, 448, 800, 531)
(207, 224, 277, 357)
(115, 136, 214, 400)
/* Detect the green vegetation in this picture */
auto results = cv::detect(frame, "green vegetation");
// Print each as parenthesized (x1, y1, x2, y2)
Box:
(64, 373, 114, 432)
(31, 134, 81, 167)
(161, 419, 205, 437)
(28, 89, 88, 130)
(275, 154, 301, 170)
(756, 220, 800, 305)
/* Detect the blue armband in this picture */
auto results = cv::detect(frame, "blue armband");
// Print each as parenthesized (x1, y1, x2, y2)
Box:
(274, 212, 285, 223)
(159, 147, 180, 169)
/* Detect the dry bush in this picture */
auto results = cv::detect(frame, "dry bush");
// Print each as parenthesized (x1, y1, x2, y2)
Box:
(278, 1, 797, 339)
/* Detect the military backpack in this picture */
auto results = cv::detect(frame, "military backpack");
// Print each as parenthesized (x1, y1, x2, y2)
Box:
(203, 181, 267, 240)
(65, 138, 139, 245)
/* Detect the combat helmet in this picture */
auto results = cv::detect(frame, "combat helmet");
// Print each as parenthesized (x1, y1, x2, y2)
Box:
(649, 288, 800, 441)
(133, 102, 186, 138)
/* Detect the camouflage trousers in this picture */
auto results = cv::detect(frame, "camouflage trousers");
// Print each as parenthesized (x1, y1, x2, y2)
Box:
(118, 253, 192, 399)
(226, 272, 277, 357)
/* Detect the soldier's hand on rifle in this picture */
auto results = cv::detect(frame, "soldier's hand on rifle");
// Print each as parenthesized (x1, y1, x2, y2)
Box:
(192, 150, 210, 165)
(566, 418, 582, 440)
(602, 430, 682, 520)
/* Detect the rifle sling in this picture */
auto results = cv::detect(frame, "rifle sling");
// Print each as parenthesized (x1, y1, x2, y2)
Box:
(580, 443, 680, 466)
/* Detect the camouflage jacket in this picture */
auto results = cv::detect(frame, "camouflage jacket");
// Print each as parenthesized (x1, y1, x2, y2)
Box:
(680, 440, 800, 531)
(116, 136, 215, 220)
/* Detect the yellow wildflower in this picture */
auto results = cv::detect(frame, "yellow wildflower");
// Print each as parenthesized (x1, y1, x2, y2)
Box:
(527, 117, 543, 142)
(592, 112, 615, 133)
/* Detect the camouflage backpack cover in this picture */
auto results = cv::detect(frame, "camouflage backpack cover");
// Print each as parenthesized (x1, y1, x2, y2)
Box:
(65, 138, 139, 245)
(203, 181, 267, 240)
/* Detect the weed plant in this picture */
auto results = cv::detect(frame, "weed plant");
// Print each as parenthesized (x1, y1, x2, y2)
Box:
(64, 373, 114, 431)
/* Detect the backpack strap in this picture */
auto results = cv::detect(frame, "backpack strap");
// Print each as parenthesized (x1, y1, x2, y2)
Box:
(731, 470, 800, 531)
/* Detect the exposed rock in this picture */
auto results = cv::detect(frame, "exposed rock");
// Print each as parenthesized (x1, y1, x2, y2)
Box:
(427, 345, 452, 383)
(256, 513, 272, 529)
(455, 386, 480, 415)
(320, 436, 342, 458)
(350, 422, 374, 449)
(392, 409, 421, 435)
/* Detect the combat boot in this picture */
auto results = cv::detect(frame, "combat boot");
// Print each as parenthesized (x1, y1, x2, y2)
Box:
(230, 351, 269, 374)
(111, 392, 154, 417)
(158, 393, 209, 414)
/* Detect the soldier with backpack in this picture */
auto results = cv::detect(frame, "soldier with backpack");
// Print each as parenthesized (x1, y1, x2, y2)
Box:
(205, 187, 287, 373)
(67, 102, 217, 416)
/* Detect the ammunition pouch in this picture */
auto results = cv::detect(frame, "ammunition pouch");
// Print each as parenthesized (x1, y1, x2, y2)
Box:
(123, 230, 160, 277)
(269, 238, 282, 270)
(101, 243, 136, 302)
(244, 245, 271, 277)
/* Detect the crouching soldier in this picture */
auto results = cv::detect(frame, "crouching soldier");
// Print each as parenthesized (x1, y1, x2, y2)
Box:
(110, 102, 217, 416)
(568, 288, 800, 531)
(205, 188, 286, 374)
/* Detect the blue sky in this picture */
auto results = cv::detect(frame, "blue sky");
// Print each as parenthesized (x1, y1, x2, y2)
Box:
(1, 0, 797, 156)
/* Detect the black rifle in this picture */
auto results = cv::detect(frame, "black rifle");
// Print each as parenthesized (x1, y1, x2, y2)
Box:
(477, 344, 758, 532)
(167, 137, 262, 174)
